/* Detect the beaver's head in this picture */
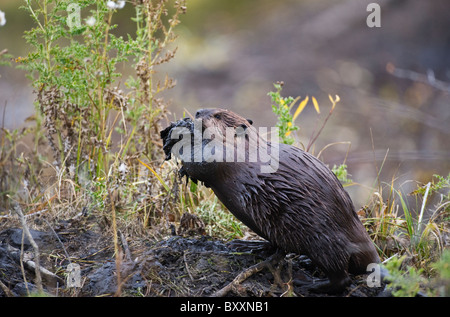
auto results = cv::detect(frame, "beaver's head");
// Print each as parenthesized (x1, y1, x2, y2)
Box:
(195, 108, 253, 134)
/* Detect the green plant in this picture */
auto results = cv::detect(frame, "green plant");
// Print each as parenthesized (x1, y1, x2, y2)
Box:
(363, 171, 449, 284)
(18, 0, 186, 183)
(412, 174, 450, 200)
(174, 173, 244, 239)
(384, 251, 450, 297)
(268, 82, 299, 145)
(398, 177, 448, 263)
(194, 197, 244, 239)
(431, 250, 450, 296)
(331, 164, 353, 185)
(383, 255, 425, 297)
(268, 82, 340, 151)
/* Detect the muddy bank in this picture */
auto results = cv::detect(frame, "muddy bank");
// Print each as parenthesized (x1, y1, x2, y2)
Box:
(0, 221, 386, 297)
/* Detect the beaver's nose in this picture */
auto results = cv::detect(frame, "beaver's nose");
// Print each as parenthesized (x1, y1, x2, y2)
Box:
(195, 109, 207, 119)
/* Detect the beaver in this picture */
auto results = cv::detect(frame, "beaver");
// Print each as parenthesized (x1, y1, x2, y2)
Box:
(160, 108, 381, 293)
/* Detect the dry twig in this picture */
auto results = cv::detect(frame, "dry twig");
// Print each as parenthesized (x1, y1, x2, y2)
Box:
(12, 203, 44, 294)
(211, 252, 285, 297)
(0, 279, 14, 297)
(386, 63, 450, 93)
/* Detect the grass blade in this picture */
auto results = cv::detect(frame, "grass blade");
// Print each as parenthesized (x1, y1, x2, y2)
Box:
(138, 159, 170, 192)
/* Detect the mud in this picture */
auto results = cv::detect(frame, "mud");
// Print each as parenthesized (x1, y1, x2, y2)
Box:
(0, 215, 386, 297)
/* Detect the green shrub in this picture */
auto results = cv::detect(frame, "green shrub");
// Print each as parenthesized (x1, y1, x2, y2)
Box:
(18, 0, 186, 181)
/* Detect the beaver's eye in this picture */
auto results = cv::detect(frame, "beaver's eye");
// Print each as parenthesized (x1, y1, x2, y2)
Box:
(214, 113, 221, 119)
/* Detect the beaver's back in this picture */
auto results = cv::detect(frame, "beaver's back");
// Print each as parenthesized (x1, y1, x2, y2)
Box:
(210, 143, 380, 276)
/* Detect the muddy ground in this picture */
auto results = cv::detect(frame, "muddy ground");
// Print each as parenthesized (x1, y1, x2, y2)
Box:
(0, 213, 385, 297)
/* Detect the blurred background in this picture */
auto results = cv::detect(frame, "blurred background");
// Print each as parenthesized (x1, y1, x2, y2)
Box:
(1, 0, 449, 207)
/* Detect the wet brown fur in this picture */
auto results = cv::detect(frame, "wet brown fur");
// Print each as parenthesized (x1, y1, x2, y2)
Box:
(176, 108, 380, 293)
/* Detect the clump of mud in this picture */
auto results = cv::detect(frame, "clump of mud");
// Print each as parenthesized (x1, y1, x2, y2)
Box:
(0, 221, 385, 297)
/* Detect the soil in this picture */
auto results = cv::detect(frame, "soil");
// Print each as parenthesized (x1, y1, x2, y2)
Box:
(0, 214, 386, 297)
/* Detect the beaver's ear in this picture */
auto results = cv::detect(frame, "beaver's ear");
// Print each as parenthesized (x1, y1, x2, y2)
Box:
(235, 124, 248, 137)
(247, 119, 253, 125)
(239, 123, 248, 131)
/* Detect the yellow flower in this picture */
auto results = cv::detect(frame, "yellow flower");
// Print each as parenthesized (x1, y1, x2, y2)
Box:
(285, 122, 293, 136)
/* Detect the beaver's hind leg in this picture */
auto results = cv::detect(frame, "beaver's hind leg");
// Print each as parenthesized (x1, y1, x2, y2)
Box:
(293, 270, 351, 294)
(310, 271, 352, 294)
